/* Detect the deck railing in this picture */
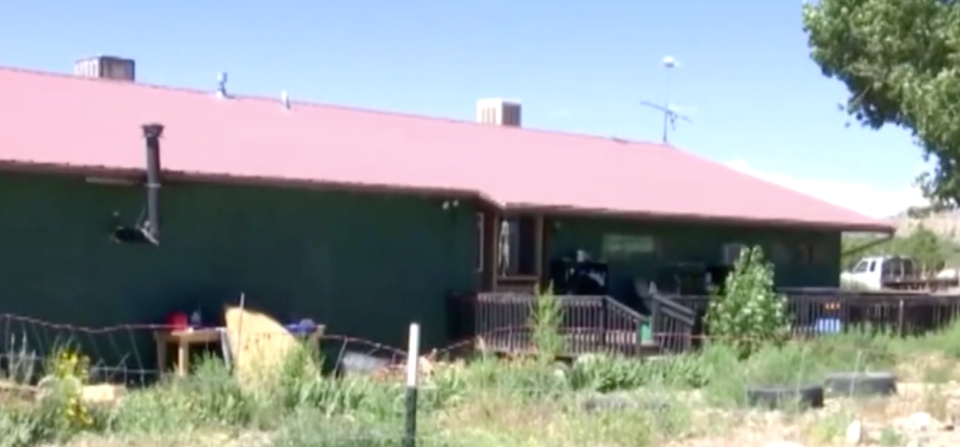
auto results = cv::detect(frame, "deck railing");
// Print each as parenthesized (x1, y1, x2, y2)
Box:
(451, 292, 651, 357)
(667, 289, 960, 341)
(647, 292, 697, 353)
(447, 289, 960, 358)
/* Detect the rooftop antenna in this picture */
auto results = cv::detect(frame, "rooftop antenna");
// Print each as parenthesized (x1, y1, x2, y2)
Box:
(281, 90, 290, 109)
(640, 56, 693, 144)
(216, 72, 229, 98)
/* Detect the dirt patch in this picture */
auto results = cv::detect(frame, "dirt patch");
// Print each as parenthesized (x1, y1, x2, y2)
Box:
(666, 382, 960, 447)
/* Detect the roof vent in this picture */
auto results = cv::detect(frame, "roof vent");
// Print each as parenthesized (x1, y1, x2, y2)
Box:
(281, 90, 291, 109)
(74, 56, 135, 81)
(476, 99, 521, 127)
(216, 72, 229, 98)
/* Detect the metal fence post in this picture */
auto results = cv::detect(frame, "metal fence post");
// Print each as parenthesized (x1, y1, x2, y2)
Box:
(404, 323, 421, 447)
(897, 300, 905, 337)
(600, 296, 609, 350)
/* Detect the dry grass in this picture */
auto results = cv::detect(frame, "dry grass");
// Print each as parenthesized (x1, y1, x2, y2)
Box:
(5, 324, 960, 447)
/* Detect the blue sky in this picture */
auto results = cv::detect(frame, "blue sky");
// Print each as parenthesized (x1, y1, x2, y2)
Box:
(0, 0, 927, 217)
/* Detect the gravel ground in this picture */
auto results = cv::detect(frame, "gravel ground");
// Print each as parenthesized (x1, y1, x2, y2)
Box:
(668, 382, 960, 447)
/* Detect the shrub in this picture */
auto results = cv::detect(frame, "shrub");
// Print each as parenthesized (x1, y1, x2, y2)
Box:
(568, 352, 708, 392)
(37, 347, 93, 432)
(529, 285, 565, 362)
(706, 246, 789, 357)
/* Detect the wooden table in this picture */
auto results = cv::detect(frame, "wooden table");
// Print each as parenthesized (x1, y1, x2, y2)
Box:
(154, 328, 223, 377)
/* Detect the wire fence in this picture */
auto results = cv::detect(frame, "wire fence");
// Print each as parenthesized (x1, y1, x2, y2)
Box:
(0, 313, 957, 382)
(2, 313, 960, 446)
(0, 313, 415, 386)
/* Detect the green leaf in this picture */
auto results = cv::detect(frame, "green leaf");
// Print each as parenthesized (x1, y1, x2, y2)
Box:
(706, 246, 789, 357)
(803, 0, 960, 207)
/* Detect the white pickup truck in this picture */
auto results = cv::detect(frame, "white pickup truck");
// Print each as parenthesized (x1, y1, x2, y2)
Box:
(841, 255, 957, 291)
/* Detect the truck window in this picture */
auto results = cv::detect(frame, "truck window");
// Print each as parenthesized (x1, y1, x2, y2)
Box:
(903, 259, 916, 276)
(882, 259, 897, 276)
(882, 258, 914, 277)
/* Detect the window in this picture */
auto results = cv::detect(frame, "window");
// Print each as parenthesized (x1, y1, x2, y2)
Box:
(868, 260, 876, 272)
(881, 257, 915, 277)
(497, 215, 538, 277)
(798, 243, 813, 265)
(851, 260, 869, 273)
(722, 243, 747, 265)
(881, 259, 896, 276)
(602, 234, 656, 259)
(770, 242, 790, 264)
(476, 213, 485, 272)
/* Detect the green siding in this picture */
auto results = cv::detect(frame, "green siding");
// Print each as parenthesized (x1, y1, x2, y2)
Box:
(0, 173, 477, 365)
(0, 171, 846, 369)
(545, 216, 841, 304)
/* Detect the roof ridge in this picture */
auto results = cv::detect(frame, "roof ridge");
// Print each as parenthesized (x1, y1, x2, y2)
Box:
(0, 64, 668, 149)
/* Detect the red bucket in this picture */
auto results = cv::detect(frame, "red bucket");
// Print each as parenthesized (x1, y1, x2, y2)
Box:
(167, 312, 189, 331)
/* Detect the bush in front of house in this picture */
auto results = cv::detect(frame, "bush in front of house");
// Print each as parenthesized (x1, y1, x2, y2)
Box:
(705, 245, 790, 358)
(529, 284, 565, 362)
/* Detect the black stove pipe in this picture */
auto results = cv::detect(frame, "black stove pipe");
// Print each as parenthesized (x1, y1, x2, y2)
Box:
(142, 123, 164, 244)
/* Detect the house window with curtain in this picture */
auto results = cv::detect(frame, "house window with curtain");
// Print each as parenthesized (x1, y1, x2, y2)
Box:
(497, 215, 538, 277)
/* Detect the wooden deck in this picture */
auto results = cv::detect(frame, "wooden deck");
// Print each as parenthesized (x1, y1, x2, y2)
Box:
(447, 293, 671, 359)
(449, 288, 960, 359)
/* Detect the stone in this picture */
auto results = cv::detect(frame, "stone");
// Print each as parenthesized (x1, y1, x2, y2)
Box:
(581, 394, 631, 412)
(81, 383, 126, 404)
(763, 442, 805, 447)
(338, 352, 391, 376)
(579, 392, 673, 413)
(845, 419, 863, 445)
(906, 412, 935, 432)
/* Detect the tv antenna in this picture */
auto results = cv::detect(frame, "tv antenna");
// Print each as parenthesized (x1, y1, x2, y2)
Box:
(640, 56, 693, 144)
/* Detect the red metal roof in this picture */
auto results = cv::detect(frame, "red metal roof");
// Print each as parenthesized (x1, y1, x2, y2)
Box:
(0, 66, 892, 232)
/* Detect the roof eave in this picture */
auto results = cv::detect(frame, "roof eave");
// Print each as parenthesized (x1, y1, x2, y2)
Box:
(0, 161, 500, 205)
(505, 203, 895, 234)
(0, 162, 895, 234)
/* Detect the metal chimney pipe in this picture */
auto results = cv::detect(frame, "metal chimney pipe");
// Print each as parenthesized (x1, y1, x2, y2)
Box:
(141, 123, 164, 244)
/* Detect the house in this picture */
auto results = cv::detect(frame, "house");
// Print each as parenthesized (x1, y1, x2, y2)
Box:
(0, 56, 892, 357)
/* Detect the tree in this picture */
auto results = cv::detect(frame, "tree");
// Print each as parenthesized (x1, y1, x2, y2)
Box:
(802, 0, 960, 207)
(706, 246, 789, 357)
(841, 225, 958, 270)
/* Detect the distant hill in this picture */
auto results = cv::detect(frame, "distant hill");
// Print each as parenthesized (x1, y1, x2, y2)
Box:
(851, 209, 960, 268)
(888, 209, 960, 242)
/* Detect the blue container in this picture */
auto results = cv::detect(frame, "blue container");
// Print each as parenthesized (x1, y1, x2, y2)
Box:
(285, 319, 318, 335)
(814, 318, 842, 334)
